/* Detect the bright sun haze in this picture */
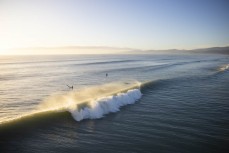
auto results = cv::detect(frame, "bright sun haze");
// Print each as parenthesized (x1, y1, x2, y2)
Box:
(0, 0, 228, 54)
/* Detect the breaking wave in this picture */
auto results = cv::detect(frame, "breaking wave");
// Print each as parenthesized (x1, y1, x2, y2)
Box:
(69, 89, 142, 121)
(0, 81, 143, 126)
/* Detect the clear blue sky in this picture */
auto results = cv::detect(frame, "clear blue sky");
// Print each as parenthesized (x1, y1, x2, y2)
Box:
(0, 0, 229, 53)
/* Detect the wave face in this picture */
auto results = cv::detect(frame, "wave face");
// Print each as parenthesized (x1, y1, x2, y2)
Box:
(0, 82, 142, 126)
(68, 89, 142, 121)
(34, 82, 142, 123)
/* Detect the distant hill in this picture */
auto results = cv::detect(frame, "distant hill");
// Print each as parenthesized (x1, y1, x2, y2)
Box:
(8, 46, 229, 55)
(128, 46, 229, 55)
(190, 47, 229, 54)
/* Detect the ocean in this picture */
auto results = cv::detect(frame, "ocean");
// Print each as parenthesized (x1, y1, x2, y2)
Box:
(0, 53, 229, 153)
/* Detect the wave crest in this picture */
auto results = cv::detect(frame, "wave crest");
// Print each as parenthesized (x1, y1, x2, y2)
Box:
(0, 82, 142, 126)
(218, 64, 229, 72)
(69, 89, 142, 121)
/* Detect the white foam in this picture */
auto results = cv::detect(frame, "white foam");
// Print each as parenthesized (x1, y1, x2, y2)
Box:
(219, 64, 229, 71)
(68, 89, 142, 121)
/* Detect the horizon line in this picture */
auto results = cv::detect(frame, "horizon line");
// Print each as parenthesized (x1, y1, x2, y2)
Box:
(7, 45, 229, 51)
(1, 45, 229, 55)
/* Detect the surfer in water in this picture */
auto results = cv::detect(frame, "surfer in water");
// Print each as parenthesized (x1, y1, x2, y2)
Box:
(67, 85, 73, 90)
(106, 73, 108, 77)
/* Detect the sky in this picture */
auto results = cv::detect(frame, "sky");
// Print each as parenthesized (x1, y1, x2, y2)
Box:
(0, 0, 229, 54)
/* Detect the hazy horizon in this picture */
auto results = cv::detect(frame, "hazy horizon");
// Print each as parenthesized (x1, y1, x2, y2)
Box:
(0, 45, 227, 55)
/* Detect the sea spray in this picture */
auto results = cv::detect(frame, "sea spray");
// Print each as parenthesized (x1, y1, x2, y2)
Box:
(35, 81, 142, 122)
(38, 81, 141, 110)
(68, 89, 142, 121)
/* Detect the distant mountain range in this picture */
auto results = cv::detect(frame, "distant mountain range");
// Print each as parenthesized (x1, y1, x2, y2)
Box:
(10, 46, 229, 55)
(190, 46, 229, 54)
(129, 46, 229, 55)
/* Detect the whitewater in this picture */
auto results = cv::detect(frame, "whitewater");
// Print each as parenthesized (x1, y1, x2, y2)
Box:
(69, 89, 142, 121)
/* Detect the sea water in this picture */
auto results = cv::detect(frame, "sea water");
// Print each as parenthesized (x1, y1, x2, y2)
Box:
(0, 53, 229, 153)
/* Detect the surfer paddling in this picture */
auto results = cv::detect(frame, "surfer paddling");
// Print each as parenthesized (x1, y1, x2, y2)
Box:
(66, 85, 73, 90)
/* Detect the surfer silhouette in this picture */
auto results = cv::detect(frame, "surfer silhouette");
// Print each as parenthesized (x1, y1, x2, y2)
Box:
(67, 85, 73, 90)
(106, 73, 108, 77)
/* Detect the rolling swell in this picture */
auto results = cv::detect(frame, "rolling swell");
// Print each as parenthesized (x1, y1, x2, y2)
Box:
(0, 69, 222, 132)
(0, 78, 197, 131)
(1, 71, 221, 133)
(76, 59, 138, 66)
(0, 82, 144, 133)
(94, 60, 207, 75)
(0, 110, 71, 136)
